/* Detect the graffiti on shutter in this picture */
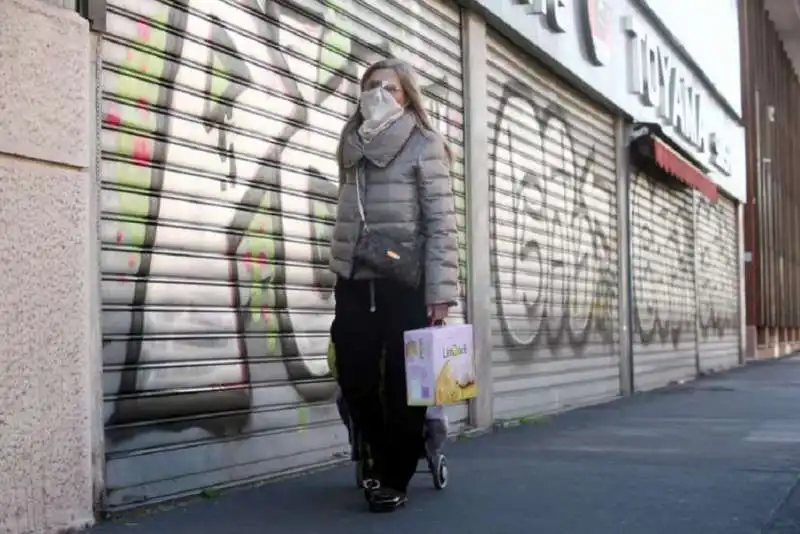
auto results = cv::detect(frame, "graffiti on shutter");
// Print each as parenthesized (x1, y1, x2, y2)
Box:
(101, 0, 463, 448)
(631, 175, 696, 347)
(630, 172, 697, 390)
(485, 36, 620, 418)
(695, 193, 739, 370)
(490, 84, 617, 356)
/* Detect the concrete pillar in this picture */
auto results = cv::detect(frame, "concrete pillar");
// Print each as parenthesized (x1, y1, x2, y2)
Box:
(461, 10, 493, 430)
(756, 326, 769, 359)
(770, 327, 780, 358)
(737, 202, 746, 364)
(781, 327, 791, 357)
(616, 118, 633, 396)
(0, 1, 95, 532)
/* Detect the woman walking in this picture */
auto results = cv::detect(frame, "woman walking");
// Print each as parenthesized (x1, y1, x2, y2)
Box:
(328, 57, 459, 513)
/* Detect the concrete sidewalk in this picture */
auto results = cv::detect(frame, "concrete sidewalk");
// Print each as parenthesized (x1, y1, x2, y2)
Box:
(89, 357, 800, 534)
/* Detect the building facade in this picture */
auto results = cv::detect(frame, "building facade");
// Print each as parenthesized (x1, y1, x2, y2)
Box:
(1, 0, 747, 530)
(740, 0, 800, 359)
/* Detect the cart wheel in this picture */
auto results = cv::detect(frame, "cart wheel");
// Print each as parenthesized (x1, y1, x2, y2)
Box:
(432, 454, 448, 490)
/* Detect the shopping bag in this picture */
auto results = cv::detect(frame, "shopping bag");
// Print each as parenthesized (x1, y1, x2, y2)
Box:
(404, 322, 476, 406)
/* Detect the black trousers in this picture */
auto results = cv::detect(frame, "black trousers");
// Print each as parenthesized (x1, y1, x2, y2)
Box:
(332, 276, 428, 492)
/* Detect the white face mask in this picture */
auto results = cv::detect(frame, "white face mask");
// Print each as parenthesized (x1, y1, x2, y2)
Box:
(359, 86, 403, 124)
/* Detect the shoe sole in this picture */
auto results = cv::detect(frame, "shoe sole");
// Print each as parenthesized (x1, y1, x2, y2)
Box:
(368, 498, 407, 513)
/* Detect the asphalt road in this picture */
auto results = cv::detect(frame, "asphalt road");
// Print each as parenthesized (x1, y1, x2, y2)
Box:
(89, 357, 800, 534)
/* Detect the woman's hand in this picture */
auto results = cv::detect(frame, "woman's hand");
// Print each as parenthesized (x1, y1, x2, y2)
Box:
(427, 303, 449, 324)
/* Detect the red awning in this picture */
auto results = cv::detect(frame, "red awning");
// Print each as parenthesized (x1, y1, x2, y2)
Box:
(652, 137, 718, 202)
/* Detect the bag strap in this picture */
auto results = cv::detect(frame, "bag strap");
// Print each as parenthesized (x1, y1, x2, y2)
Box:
(354, 164, 369, 230)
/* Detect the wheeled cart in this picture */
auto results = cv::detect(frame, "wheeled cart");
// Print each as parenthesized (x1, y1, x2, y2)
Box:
(337, 393, 449, 490)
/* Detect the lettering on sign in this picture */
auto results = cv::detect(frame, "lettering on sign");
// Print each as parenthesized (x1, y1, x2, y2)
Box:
(505, 1, 734, 179)
(513, 0, 611, 66)
(583, 0, 613, 66)
(708, 133, 732, 177)
(513, 0, 569, 32)
(623, 16, 732, 176)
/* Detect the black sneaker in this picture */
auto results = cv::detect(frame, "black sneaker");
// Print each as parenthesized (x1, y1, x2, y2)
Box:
(367, 487, 408, 513)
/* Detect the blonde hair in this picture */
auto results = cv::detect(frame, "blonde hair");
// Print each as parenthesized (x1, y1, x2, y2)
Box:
(335, 57, 453, 171)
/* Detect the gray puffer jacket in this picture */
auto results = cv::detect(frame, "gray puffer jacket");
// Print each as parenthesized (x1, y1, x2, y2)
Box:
(328, 111, 459, 306)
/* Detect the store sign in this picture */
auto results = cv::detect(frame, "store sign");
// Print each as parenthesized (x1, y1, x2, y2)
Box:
(514, 0, 612, 62)
(487, 0, 744, 200)
(623, 16, 732, 176)
(514, 0, 569, 32)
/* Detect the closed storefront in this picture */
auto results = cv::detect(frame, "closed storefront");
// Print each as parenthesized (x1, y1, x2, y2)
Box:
(470, 0, 744, 408)
(695, 193, 740, 372)
(630, 170, 698, 390)
(486, 31, 620, 419)
(99, 0, 466, 509)
(629, 126, 742, 391)
(630, 173, 741, 389)
(620, 0, 745, 391)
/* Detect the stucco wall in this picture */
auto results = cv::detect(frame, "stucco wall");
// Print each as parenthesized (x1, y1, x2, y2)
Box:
(0, 0, 95, 533)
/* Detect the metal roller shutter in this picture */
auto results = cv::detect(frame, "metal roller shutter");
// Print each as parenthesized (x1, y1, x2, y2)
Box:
(630, 172, 697, 391)
(695, 193, 740, 372)
(487, 31, 621, 420)
(99, 0, 465, 509)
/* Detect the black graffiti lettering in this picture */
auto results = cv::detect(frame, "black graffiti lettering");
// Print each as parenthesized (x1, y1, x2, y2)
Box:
(491, 81, 614, 358)
(105, 0, 459, 441)
(222, 1, 343, 404)
(307, 165, 338, 296)
(202, 15, 251, 192)
(631, 175, 694, 346)
(696, 196, 737, 338)
(107, 2, 193, 437)
(632, 178, 737, 348)
(234, 4, 453, 401)
(508, 129, 546, 344)
(106, 3, 257, 442)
